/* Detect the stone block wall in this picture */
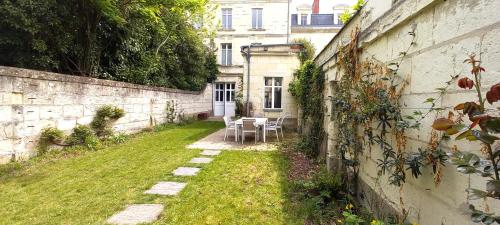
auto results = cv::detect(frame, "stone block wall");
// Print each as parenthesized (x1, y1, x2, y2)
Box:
(316, 0, 500, 224)
(0, 66, 213, 164)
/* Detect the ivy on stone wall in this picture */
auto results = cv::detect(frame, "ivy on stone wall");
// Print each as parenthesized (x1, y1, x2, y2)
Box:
(289, 60, 325, 158)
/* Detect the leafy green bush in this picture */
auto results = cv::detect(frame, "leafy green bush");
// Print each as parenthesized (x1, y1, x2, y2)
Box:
(67, 125, 102, 150)
(292, 166, 347, 223)
(90, 105, 124, 137)
(38, 127, 65, 154)
(291, 38, 316, 64)
(67, 125, 95, 144)
(110, 133, 127, 144)
(83, 135, 101, 151)
(294, 136, 315, 157)
(340, 0, 365, 24)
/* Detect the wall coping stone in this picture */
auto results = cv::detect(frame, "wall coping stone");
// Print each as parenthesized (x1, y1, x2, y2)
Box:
(0, 66, 205, 95)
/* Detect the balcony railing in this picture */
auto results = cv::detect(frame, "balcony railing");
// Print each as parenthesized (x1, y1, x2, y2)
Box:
(291, 14, 343, 27)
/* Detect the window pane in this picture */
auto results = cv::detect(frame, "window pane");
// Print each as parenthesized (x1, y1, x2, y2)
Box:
(258, 9, 262, 28)
(226, 90, 230, 102)
(274, 87, 282, 108)
(264, 87, 272, 108)
(231, 83, 235, 89)
(221, 44, 226, 65)
(265, 78, 273, 86)
(301, 15, 307, 25)
(227, 47, 232, 65)
(231, 91, 235, 101)
(274, 77, 282, 86)
(252, 9, 256, 28)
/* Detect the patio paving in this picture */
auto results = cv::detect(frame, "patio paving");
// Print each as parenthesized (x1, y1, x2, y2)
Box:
(144, 181, 187, 196)
(107, 204, 163, 225)
(172, 167, 201, 176)
(189, 157, 213, 164)
(187, 128, 280, 151)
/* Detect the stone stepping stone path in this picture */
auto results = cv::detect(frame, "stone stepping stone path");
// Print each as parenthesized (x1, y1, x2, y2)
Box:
(200, 150, 221, 156)
(144, 181, 187, 196)
(189, 157, 213, 164)
(172, 167, 201, 176)
(107, 149, 221, 224)
(107, 204, 164, 225)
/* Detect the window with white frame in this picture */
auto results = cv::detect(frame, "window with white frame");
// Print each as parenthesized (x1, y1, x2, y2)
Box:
(251, 8, 263, 29)
(264, 77, 282, 109)
(215, 83, 224, 102)
(300, 14, 307, 25)
(221, 8, 232, 29)
(221, 43, 232, 65)
(226, 83, 235, 102)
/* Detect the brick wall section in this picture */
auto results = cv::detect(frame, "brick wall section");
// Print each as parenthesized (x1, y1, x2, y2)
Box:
(0, 66, 213, 164)
(316, 0, 500, 224)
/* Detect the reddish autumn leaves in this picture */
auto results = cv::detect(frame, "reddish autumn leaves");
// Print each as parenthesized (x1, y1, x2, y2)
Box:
(432, 54, 499, 138)
(464, 54, 485, 76)
(456, 54, 499, 104)
(486, 84, 500, 104)
(458, 77, 474, 89)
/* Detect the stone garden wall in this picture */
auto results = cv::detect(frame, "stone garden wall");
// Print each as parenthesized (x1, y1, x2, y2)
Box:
(316, 0, 500, 224)
(0, 66, 213, 164)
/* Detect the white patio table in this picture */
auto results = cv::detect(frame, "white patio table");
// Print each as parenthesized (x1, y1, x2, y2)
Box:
(234, 117, 268, 142)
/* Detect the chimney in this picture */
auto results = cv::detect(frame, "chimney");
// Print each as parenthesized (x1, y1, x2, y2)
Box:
(312, 0, 319, 14)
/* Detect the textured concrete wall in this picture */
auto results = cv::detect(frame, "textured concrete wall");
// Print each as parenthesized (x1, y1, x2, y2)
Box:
(0, 66, 213, 164)
(317, 0, 500, 224)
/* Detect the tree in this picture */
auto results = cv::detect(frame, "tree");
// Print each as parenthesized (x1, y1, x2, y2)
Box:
(0, 0, 217, 91)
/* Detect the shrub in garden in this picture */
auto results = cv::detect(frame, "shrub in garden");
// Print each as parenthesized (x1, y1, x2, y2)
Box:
(37, 105, 124, 153)
(38, 127, 65, 154)
(66, 125, 100, 150)
(291, 166, 348, 224)
(90, 105, 125, 137)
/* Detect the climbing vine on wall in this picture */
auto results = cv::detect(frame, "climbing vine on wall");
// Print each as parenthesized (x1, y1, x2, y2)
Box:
(330, 27, 500, 224)
(329, 28, 457, 221)
(289, 60, 325, 157)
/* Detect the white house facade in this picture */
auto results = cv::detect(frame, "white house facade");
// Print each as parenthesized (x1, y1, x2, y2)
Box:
(209, 0, 355, 118)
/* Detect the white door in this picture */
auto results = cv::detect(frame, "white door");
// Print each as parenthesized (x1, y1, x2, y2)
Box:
(224, 83, 236, 117)
(213, 83, 236, 117)
(214, 83, 225, 116)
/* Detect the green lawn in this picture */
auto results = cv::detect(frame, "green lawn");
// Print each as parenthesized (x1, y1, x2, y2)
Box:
(0, 121, 305, 225)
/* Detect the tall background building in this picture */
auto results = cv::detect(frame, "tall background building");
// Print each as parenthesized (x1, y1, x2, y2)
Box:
(209, 0, 355, 117)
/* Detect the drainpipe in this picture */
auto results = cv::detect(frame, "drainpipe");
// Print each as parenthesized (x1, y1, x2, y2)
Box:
(245, 44, 252, 116)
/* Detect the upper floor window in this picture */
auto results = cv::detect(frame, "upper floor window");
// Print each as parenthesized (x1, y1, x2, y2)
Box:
(221, 43, 232, 66)
(251, 8, 263, 29)
(264, 77, 282, 109)
(222, 8, 232, 29)
(300, 14, 307, 25)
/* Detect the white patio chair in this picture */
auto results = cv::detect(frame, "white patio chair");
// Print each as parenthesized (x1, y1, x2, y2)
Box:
(266, 113, 289, 141)
(241, 118, 258, 144)
(223, 116, 237, 141)
(267, 115, 282, 126)
(277, 113, 289, 138)
(265, 120, 280, 142)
